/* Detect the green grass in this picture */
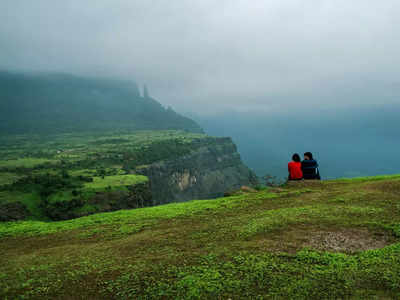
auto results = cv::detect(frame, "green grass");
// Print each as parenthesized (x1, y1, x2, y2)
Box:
(46, 175, 148, 204)
(1, 175, 400, 298)
(240, 204, 384, 238)
(73, 203, 99, 215)
(69, 168, 126, 177)
(83, 175, 148, 191)
(0, 158, 53, 169)
(0, 130, 208, 168)
(0, 190, 277, 238)
(0, 172, 22, 185)
(0, 191, 44, 219)
(334, 174, 400, 182)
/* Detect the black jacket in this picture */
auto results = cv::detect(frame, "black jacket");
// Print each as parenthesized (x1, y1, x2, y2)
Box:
(301, 159, 321, 180)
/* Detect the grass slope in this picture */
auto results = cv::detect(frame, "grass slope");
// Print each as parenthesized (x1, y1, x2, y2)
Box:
(1, 176, 400, 299)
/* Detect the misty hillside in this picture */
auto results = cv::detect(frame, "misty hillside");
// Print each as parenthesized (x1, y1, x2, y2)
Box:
(0, 71, 202, 134)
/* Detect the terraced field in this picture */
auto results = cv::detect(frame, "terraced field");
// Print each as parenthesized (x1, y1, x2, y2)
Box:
(1, 175, 400, 299)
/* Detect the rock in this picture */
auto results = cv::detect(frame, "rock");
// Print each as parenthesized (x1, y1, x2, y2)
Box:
(240, 186, 257, 193)
(224, 186, 257, 197)
(137, 137, 258, 205)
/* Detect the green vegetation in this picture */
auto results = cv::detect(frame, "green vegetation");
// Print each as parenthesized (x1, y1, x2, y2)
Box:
(240, 204, 384, 238)
(0, 172, 21, 185)
(1, 175, 400, 298)
(0, 130, 210, 220)
(0, 191, 43, 220)
(84, 175, 148, 191)
(0, 71, 203, 134)
(0, 158, 54, 169)
(335, 174, 400, 182)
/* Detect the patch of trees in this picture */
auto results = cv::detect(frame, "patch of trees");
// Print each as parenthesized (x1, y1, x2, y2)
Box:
(89, 138, 130, 145)
(6, 171, 92, 198)
(41, 197, 86, 220)
(0, 201, 29, 221)
(122, 139, 196, 170)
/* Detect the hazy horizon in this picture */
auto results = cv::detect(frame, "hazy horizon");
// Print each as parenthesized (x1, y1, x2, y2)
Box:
(1, 1, 400, 114)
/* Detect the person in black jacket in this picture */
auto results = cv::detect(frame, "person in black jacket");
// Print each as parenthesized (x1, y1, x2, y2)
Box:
(301, 152, 321, 180)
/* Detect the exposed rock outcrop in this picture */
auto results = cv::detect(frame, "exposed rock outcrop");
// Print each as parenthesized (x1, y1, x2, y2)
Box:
(136, 137, 258, 205)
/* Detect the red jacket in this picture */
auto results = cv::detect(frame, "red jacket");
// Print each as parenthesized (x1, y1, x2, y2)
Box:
(288, 161, 303, 180)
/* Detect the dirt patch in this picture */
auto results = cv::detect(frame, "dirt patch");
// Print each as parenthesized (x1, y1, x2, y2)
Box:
(285, 180, 324, 188)
(251, 226, 396, 254)
(365, 181, 400, 194)
(307, 228, 393, 253)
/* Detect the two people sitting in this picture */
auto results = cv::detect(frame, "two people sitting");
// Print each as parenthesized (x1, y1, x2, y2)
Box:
(288, 152, 321, 181)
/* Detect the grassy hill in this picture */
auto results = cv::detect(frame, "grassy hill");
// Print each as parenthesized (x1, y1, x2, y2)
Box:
(1, 175, 400, 298)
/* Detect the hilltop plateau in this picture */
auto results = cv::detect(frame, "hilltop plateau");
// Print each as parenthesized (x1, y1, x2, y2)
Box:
(1, 175, 400, 298)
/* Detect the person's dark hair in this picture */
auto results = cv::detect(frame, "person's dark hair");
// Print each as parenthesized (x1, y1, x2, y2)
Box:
(304, 152, 313, 160)
(292, 153, 301, 162)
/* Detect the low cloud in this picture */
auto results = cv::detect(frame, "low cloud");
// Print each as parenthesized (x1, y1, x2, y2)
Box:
(1, 0, 399, 113)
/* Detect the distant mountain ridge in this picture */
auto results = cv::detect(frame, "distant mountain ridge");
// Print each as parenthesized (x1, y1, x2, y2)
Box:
(0, 71, 203, 134)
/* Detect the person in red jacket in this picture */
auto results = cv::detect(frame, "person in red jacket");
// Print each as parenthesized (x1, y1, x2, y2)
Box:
(288, 153, 303, 181)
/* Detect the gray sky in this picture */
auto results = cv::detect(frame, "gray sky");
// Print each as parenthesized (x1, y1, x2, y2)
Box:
(1, 0, 399, 114)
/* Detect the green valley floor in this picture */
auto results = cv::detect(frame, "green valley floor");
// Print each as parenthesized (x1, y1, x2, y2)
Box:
(2, 175, 400, 299)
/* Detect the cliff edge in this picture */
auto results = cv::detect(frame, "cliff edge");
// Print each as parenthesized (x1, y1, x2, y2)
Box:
(137, 137, 258, 204)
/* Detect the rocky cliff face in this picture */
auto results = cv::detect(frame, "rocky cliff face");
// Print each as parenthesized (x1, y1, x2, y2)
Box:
(136, 137, 258, 205)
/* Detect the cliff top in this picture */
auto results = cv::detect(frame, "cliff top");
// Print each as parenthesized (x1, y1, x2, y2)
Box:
(1, 174, 400, 298)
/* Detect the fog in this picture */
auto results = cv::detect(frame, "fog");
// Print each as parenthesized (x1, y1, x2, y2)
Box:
(193, 105, 400, 179)
(2, 1, 400, 179)
(1, 1, 400, 113)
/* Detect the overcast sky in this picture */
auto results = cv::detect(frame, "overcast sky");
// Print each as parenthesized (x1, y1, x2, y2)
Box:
(1, 1, 399, 114)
